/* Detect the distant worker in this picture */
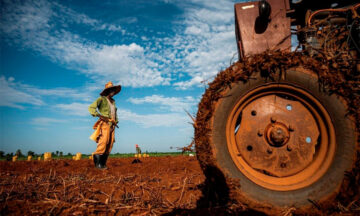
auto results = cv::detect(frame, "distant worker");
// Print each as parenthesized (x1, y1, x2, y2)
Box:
(132, 144, 142, 164)
(135, 144, 142, 155)
(89, 81, 121, 169)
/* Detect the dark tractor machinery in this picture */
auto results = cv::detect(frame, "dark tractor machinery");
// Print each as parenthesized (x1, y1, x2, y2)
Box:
(194, 0, 360, 214)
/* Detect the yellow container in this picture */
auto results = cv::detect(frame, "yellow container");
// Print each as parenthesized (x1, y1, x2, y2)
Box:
(146, 154, 150, 158)
(38, 156, 41, 161)
(143, 153, 146, 157)
(134, 154, 138, 158)
(74, 152, 82, 160)
(12, 156, 18, 162)
(138, 154, 142, 158)
(72, 156, 76, 160)
(44, 152, 52, 161)
(27, 156, 32, 161)
(89, 155, 93, 159)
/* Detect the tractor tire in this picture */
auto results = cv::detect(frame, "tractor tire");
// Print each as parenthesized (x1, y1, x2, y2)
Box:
(195, 64, 357, 214)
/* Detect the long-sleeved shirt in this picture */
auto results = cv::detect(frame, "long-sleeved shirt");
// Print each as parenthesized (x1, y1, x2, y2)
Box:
(88, 96, 118, 124)
(106, 97, 116, 120)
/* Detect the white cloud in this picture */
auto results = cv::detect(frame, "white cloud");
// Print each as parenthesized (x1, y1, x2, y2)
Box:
(0, 76, 44, 109)
(173, 76, 205, 90)
(53, 100, 192, 128)
(118, 17, 138, 24)
(128, 95, 196, 112)
(54, 103, 89, 116)
(32, 117, 67, 125)
(1, 0, 238, 90)
(185, 26, 205, 35)
(25, 86, 92, 101)
(0, 76, 93, 109)
(161, 0, 237, 89)
(52, 1, 124, 33)
(1, 0, 168, 88)
(118, 109, 188, 128)
(84, 43, 168, 87)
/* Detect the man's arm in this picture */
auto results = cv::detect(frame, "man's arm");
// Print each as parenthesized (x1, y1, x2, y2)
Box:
(88, 97, 102, 117)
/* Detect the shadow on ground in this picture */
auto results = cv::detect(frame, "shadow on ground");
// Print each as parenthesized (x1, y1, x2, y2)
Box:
(163, 165, 267, 216)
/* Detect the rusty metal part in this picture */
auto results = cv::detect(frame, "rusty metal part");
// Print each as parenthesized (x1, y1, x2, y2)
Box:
(234, 0, 291, 60)
(235, 94, 319, 178)
(266, 122, 290, 147)
(227, 84, 335, 191)
(307, 3, 360, 26)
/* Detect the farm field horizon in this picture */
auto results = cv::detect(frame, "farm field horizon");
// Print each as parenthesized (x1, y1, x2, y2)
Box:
(0, 151, 195, 161)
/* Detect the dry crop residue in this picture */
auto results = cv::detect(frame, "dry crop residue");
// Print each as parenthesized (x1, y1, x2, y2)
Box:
(0, 156, 204, 215)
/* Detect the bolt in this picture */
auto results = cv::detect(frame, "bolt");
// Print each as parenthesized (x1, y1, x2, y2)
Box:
(289, 125, 294, 132)
(251, 110, 257, 116)
(267, 148, 273, 154)
(270, 117, 276, 123)
(270, 126, 286, 146)
(257, 130, 263, 137)
(280, 163, 287, 168)
(247, 145, 253, 151)
(287, 145, 292, 151)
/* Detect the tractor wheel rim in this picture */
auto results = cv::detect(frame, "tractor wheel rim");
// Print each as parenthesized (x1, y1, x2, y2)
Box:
(226, 83, 336, 191)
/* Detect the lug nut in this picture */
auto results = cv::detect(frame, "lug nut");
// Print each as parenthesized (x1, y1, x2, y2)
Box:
(267, 148, 273, 154)
(289, 125, 294, 132)
(270, 117, 276, 123)
(280, 163, 287, 168)
(257, 130, 263, 137)
(287, 145, 292, 151)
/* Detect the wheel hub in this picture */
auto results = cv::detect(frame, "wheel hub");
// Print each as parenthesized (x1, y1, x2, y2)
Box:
(234, 94, 319, 178)
(226, 84, 336, 191)
(266, 122, 289, 147)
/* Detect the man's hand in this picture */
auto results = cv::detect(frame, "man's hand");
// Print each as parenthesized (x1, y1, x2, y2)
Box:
(99, 115, 110, 122)
(99, 116, 119, 128)
(109, 119, 119, 128)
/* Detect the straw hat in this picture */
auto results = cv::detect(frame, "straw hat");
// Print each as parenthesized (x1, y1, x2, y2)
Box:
(100, 81, 121, 96)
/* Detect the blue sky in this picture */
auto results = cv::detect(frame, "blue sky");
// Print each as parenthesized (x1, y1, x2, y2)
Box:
(0, 0, 240, 154)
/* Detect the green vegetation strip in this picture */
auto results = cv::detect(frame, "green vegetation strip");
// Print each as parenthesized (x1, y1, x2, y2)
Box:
(0, 152, 196, 161)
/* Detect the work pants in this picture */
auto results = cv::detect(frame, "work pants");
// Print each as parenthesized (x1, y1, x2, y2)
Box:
(93, 121, 115, 155)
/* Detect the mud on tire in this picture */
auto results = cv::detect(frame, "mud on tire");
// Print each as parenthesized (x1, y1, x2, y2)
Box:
(194, 53, 359, 214)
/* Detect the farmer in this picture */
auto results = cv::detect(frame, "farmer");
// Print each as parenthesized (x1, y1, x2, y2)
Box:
(135, 144, 141, 155)
(89, 81, 121, 169)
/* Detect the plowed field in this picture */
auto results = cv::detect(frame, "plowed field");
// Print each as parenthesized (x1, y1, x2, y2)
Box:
(0, 156, 209, 215)
(1, 155, 358, 215)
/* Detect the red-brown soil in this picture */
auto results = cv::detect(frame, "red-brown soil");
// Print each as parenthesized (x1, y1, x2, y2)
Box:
(0, 156, 206, 215)
(1, 155, 357, 216)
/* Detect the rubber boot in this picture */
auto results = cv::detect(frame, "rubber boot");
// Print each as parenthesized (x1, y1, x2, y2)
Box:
(103, 154, 109, 168)
(93, 154, 101, 168)
(98, 154, 108, 169)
